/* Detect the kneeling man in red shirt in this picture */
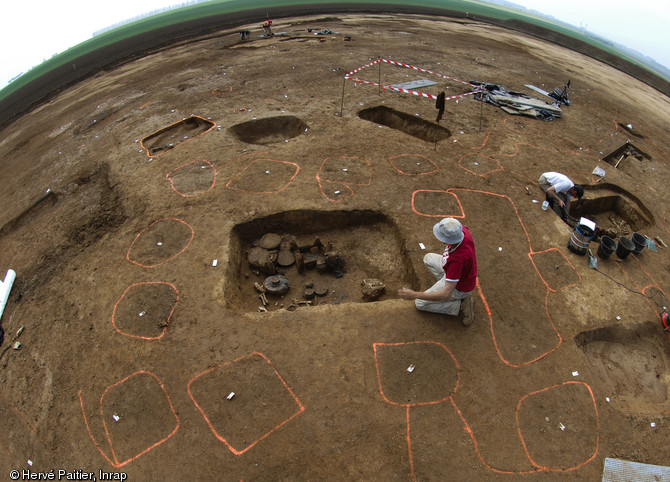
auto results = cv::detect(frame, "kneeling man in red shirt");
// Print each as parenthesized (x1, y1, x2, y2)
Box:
(398, 218, 478, 326)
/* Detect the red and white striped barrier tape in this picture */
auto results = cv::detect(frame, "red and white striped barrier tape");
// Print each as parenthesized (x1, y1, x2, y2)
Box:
(345, 58, 482, 101)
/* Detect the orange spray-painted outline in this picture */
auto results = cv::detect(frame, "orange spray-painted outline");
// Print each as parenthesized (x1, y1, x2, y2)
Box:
(410, 190, 465, 218)
(528, 249, 581, 293)
(165, 160, 217, 197)
(126, 217, 194, 269)
(468, 131, 491, 150)
(462, 127, 594, 185)
(0, 437, 12, 459)
(388, 154, 439, 175)
(458, 152, 503, 178)
(495, 140, 560, 159)
(594, 118, 626, 147)
(372, 341, 461, 407)
(373, 343, 598, 476)
(616, 120, 669, 159)
(450, 380, 599, 474)
(111, 281, 179, 340)
(187, 352, 305, 456)
(449, 397, 539, 475)
(374, 341, 461, 481)
(595, 118, 668, 161)
(79, 371, 180, 468)
(160, 152, 280, 199)
(226, 159, 300, 194)
(515, 381, 599, 472)
(616, 259, 668, 321)
(412, 188, 579, 366)
(479, 285, 562, 367)
(0, 389, 47, 447)
(405, 405, 415, 480)
(211, 86, 233, 95)
(503, 117, 541, 136)
(555, 137, 589, 157)
(316, 156, 372, 202)
(456, 133, 560, 184)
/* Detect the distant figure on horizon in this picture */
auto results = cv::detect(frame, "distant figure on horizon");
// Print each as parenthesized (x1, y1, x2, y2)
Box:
(262, 20, 273, 36)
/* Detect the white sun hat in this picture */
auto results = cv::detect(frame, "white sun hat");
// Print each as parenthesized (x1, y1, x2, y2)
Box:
(433, 218, 464, 245)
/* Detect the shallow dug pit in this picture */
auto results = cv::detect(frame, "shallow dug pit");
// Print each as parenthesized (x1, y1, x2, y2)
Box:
(141, 115, 215, 156)
(225, 210, 417, 313)
(575, 321, 669, 412)
(568, 183, 653, 238)
(358, 106, 451, 143)
(228, 116, 308, 144)
(602, 142, 650, 168)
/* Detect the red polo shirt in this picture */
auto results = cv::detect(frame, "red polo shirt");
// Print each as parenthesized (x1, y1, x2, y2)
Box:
(441, 226, 478, 292)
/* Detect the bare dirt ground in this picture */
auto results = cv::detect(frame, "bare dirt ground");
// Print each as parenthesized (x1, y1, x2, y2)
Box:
(1, 13, 669, 481)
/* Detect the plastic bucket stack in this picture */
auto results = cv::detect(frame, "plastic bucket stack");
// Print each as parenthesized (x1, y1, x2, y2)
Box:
(616, 236, 635, 259)
(597, 236, 617, 259)
(567, 224, 594, 256)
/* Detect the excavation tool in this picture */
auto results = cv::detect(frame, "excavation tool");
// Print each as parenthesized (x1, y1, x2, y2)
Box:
(525, 80, 571, 106)
(587, 249, 598, 269)
(548, 80, 571, 106)
(0, 325, 24, 361)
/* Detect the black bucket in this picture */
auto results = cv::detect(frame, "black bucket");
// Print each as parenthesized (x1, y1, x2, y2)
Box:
(597, 235, 617, 259)
(631, 232, 646, 255)
(616, 236, 635, 259)
(567, 224, 594, 256)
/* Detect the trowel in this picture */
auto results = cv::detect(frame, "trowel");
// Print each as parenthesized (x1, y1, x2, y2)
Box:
(646, 236, 658, 252)
(587, 249, 598, 270)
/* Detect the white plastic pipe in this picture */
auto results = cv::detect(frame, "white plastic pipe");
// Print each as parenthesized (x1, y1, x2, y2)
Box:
(0, 269, 16, 322)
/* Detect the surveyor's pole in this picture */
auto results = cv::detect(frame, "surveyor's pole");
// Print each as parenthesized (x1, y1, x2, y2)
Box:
(479, 94, 484, 131)
(378, 57, 381, 95)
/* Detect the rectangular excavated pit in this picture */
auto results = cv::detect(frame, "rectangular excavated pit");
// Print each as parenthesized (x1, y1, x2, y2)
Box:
(569, 184, 653, 238)
(141, 115, 215, 156)
(224, 210, 417, 313)
(601, 142, 650, 169)
(358, 106, 451, 143)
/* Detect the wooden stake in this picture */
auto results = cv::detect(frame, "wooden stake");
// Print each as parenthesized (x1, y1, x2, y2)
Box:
(378, 57, 381, 95)
(614, 153, 625, 169)
(479, 94, 484, 131)
(339, 76, 346, 117)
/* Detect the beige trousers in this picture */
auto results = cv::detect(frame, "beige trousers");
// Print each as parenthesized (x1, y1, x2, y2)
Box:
(415, 253, 471, 316)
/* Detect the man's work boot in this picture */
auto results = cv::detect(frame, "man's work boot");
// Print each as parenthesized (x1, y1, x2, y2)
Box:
(461, 296, 474, 326)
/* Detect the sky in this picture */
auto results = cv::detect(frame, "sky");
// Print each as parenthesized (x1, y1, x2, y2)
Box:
(510, 0, 670, 68)
(1, 0, 669, 88)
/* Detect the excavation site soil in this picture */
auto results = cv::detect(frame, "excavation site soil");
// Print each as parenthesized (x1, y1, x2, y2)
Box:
(1, 13, 669, 480)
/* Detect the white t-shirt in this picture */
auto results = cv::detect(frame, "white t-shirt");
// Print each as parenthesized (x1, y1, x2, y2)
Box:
(543, 172, 574, 194)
